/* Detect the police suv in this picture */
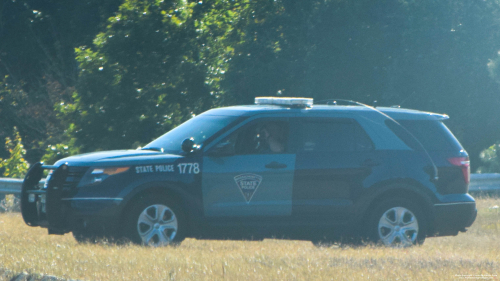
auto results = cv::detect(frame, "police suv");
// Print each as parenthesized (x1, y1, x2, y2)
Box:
(21, 97, 477, 247)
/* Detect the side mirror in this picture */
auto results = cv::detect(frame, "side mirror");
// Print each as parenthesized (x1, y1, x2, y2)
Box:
(181, 138, 197, 153)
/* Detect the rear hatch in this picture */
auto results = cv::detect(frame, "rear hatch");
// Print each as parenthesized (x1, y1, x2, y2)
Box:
(387, 113, 470, 194)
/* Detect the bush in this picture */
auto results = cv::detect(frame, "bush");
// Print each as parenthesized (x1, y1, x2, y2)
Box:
(0, 127, 28, 178)
(477, 142, 500, 173)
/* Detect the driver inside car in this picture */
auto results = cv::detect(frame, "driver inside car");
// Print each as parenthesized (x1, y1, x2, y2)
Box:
(256, 122, 285, 153)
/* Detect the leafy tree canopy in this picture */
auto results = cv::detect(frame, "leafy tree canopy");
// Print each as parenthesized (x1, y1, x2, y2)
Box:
(223, 0, 500, 168)
(3, 0, 500, 172)
(477, 142, 500, 173)
(62, 0, 248, 151)
(0, 0, 122, 162)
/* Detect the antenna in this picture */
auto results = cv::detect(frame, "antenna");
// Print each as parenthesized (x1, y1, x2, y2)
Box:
(398, 91, 416, 106)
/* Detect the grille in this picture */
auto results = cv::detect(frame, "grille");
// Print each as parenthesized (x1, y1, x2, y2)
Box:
(62, 166, 89, 190)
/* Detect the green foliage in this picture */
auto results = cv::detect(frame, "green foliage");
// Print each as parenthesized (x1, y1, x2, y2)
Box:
(40, 123, 81, 165)
(0, 128, 29, 178)
(477, 142, 500, 173)
(0, 75, 48, 162)
(3, 0, 500, 170)
(222, 0, 500, 168)
(61, 0, 246, 152)
(0, 0, 123, 163)
(41, 143, 79, 166)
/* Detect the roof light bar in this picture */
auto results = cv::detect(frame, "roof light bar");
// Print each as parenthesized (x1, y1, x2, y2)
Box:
(255, 97, 313, 107)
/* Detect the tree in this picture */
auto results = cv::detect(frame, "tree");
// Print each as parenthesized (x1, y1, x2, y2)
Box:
(477, 142, 500, 173)
(0, 0, 122, 163)
(3, 0, 500, 170)
(223, 0, 500, 169)
(62, 0, 242, 152)
(0, 76, 51, 162)
(0, 128, 29, 178)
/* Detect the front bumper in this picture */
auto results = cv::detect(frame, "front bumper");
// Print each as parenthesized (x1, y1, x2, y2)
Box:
(21, 163, 121, 236)
(431, 201, 477, 236)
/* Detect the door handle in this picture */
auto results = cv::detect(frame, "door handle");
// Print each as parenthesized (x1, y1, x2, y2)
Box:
(362, 159, 380, 167)
(265, 161, 287, 169)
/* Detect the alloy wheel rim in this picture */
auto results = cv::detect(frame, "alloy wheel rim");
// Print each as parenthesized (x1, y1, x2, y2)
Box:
(137, 204, 178, 246)
(378, 206, 419, 247)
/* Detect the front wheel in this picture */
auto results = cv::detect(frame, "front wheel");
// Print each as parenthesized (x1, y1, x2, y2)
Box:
(369, 199, 426, 247)
(125, 196, 186, 246)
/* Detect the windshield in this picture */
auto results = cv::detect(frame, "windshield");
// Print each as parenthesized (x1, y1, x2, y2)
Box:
(144, 115, 239, 154)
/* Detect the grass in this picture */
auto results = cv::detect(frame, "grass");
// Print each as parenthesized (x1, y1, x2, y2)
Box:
(0, 197, 499, 280)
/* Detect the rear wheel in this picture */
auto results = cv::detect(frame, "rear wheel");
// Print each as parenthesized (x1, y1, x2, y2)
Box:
(125, 196, 186, 246)
(369, 199, 426, 247)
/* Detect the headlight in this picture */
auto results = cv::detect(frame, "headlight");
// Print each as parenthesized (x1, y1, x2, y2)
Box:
(43, 170, 54, 189)
(78, 167, 130, 187)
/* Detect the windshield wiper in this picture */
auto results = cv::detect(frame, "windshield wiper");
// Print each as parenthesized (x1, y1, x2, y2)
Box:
(141, 147, 164, 152)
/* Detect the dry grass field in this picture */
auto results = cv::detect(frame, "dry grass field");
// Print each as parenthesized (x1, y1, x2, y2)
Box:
(0, 197, 499, 281)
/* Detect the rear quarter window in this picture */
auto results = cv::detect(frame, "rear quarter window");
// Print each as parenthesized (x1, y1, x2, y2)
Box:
(394, 120, 463, 151)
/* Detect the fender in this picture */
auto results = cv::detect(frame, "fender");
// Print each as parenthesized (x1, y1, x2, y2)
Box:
(353, 177, 437, 226)
(117, 179, 203, 225)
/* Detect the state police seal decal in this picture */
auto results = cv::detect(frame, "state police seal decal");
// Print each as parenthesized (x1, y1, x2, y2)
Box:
(234, 173, 263, 203)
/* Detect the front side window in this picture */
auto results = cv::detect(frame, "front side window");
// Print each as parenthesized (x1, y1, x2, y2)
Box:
(144, 115, 239, 154)
(210, 120, 289, 155)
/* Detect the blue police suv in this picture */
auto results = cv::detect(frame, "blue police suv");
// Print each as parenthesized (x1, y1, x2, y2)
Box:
(21, 97, 476, 247)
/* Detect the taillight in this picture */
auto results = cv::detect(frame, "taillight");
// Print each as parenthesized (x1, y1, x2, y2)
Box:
(448, 157, 470, 184)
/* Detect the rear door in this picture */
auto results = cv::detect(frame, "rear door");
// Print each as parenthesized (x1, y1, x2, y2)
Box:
(290, 117, 375, 223)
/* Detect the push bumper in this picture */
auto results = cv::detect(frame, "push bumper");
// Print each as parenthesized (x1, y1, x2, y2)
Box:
(21, 163, 121, 236)
(21, 163, 63, 232)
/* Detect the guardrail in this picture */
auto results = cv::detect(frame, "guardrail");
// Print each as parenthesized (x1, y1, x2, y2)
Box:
(0, 174, 498, 197)
(0, 178, 23, 195)
(0, 178, 45, 197)
(469, 174, 500, 194)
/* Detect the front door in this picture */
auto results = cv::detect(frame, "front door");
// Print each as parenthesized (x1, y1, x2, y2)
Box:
(202, 119, 295, 218)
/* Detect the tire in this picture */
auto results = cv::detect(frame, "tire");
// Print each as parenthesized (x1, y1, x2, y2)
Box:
(368, 198, 426, 247)
(124, 195, 186, 246)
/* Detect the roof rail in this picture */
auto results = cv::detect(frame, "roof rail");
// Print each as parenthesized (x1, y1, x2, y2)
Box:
(314, 99, 367, 106)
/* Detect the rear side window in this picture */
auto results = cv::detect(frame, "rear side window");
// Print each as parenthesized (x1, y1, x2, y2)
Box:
(395, 120, 463, 151)
(292, 118, 373, 152)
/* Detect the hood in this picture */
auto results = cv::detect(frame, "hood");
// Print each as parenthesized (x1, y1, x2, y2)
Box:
(54, 150, 183, 167)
